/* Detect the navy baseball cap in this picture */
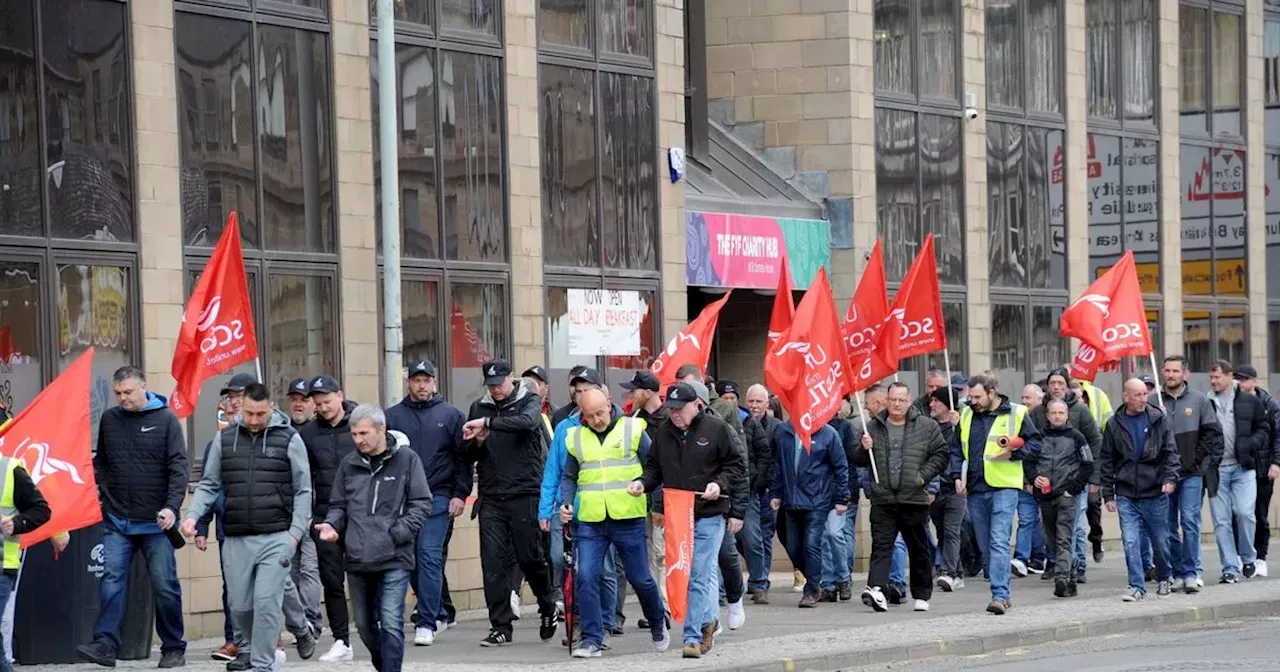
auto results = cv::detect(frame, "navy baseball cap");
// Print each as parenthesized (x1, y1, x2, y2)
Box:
(482, 360, 512, 386)
(714, 380, 740, 397)
(570, 367, 603, 387)
(665, 382, 700, 409)
(619, 370, 660, 392)
(287, 378, 311, 397)
(308, 375, 342, 395)
(220, 372, 257, 395)
(521, 365, 550, 383)
(408, 360, 437, 378)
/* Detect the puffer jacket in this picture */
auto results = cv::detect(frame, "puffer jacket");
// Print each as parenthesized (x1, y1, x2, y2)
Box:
(1211, 386, 1272, 473)
(1027, 423, 1093, 498)
(743, 414, 775, 494)
(854, 408, 949, 506)
(768, 422, 850, 510)
(298, 399, 359, 522)
(1255, 388, 1280, 470)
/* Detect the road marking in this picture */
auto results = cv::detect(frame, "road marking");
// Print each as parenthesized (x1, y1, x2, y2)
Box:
(1192, 606, 1203, 621)
(1004, 648, 1027, 656)
(782, 658, 794, 672)
(937, 640, 947, 652)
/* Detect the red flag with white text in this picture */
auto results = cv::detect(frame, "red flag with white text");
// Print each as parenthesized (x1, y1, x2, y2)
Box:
(170, 212, 259, 419)
(651, 291, 732, 391)
(1059, 250, 1152, 362)
(849, 309, 903, 394)
(764, 268, 855, 450)
(0, 349, 101, 548)
(889, 235, 947, 359)
(842, 240, 890, 362)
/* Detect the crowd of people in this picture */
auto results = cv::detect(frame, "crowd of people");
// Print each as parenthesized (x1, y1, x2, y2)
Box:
(37, 352, 1278, 671)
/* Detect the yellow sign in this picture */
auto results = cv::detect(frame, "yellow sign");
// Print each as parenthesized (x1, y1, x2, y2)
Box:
(1098, 260, 1245, 297)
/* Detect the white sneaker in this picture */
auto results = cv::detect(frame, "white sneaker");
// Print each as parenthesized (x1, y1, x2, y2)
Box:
(1010, 559, 1028, 577)
(1196, 575, 1205, 588)
(860, 586, 888, 612)
(936, 575, 955, 592)
(273, 649, 287, 671)
(913, 599, 929, 612)
(652, 625, 671, 652)
(1258, 560, 1269, 577)
(414, 627, 435, 646)
(437, 619, 455, 631)
(726, 598, 746, 630)
(318, 641, 354, 662)
(510, 590, 522, 620)
(713, 620, 724, 637)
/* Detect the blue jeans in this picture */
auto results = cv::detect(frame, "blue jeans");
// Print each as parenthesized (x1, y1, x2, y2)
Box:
(890, 534, 907, 587)
(1072, 492, 1088, 571)
(783, 508, 826, 597)
(547, 515, 567, 604)
(738, 496, 769, 592)
(1167, 475, 1205, 580)
(93, 526, 186, 654)
(412, 495, 452, 630)
(683, 516, 725, 645)
(757, 492, 778, 590)
(574, 519, 665, 648)
(1015, 490, 1047, 565)
(967, 488, 1018, 602)
(1211, 464, 1258, 576)
(1115, 496, 1172, 592)
(820, 507, 853, 590)
(0, 573, 12, 672)
(348, 568, 411, 672)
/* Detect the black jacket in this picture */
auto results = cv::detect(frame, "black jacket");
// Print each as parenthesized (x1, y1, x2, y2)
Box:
(1155, 385, 1224, 492)
(1255, 388, 1280, 469)
(465, 384, 546, 500)
(1212, 387, 1273, 473)
(385, 395, 472, 500)
(1027, 424, 1093, 498)
(218, 412, 299, 537)
(743, 415, 775, 494)
(6, 465, 50, 539)
(640, 410, 748, 520)
(299, 400, 359, 522)
(755, 413, 783, 494)
(854, 408, 949, 506)
(1099, 405, 1180, 501)
(1031, 392, 1101, 461)
(829, 416, 861, 504)
(324, 432, 432, 572)
(95, 393, 188, 521)
(551, 402, 576, 429)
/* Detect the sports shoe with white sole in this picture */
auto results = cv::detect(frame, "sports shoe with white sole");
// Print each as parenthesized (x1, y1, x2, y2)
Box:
(913, 599, 929, 612)
(726, 598, 746, 630)
(510, 591, 522, 620)
(571, 643, 603, 658)
(318, 641, 353, 662)
(1257, 560, 1269, 577)
(414, 627, 435, 646)
(936, 575, 955, 592)
(272, 649, 286, 671)
(1010, 558, 1028, 578)
(652, 626, 671, 652)
(860, 586, 888, 612)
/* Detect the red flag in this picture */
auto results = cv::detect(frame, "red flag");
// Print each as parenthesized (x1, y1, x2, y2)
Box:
(767, 261, 796, 346)
(0, 349, 101, 548)
(764, 268, 855, 449)
(650, 291, 732, 391)
(170, 212, 259, 419)
(849, 309, 903, 394)
(0, 327, 18, 363)
(1059, 250, 1152, 361)
(889, 234, 947, 359)
(662, 488, 696, 622)
(842, 240, 890, 361)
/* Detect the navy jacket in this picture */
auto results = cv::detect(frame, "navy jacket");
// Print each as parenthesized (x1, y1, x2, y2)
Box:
(769, 422, 851, 511)
(385, 394, 472, 500)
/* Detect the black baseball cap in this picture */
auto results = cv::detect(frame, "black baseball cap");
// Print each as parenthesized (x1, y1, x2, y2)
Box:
(287, 378, 311, 397)
(1234, 365, 1259, 381)
(220, 372, 257, 396)
(408, 360, 437, 378)
(308, 375, 342, 395)
(521, 365, 549, 383)
(714, 380, 740, 397)
(665, 382, 701, 409)
(619, 370, 660, 392)
(1140, 374, 1156, 388)
(570, 367, 603, 387)
(482, 360, 512, 386)
(568, 365, 590, 380)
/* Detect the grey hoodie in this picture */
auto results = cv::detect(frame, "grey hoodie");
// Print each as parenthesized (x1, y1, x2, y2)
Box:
(186, 409, 313, 543)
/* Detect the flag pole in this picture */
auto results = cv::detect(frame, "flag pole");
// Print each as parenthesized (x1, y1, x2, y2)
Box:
(254, 358, 263, 387)
(944, 348, 955, 410)
(854, 391, 879, 484)
(1148, 351, 1166, 412)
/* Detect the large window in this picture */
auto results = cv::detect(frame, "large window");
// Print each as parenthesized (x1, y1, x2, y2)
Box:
(986, 0, 1063, 115)
(176, 3, 340, 465)
(1267, 7, 1280, 378)
(1180, 1, 1244, 140)
(1087, 0, 1156, 126)
(370, 0, 511, 405)
(0, 0, 139, 452)
(539, 0, 659, 369)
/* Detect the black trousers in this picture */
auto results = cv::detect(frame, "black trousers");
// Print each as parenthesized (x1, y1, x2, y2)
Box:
(1257, 475, 1275, 561)
(1087, 491, 1104, 551)
(440, 517, 457, 622)
(312, 528, 350, 643)
(718, 527, 745, 603)
(868, 502, 933, 601)
(478, 496, 555, 634)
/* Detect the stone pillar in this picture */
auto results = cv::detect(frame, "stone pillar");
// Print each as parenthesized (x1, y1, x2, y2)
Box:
(835, 0, 877, 305)
(961, 0, 991, 373)
(506, 0, 545, 362)
(1063, 0, 1089, 302)
(332, 0, 378, 402)
(658, 0, 689, 339)
(1157, 0, 1184, 354)
(1246, 0, 1268, 378)
(132, 0, 185, 391)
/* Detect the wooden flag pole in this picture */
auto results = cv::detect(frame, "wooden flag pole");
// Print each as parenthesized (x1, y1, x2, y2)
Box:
(855, 391, 880, 484)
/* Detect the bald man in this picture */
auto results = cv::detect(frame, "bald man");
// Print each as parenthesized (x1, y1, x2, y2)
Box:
(1098, 378, 1179, 601)
(559, 389, 669, 657)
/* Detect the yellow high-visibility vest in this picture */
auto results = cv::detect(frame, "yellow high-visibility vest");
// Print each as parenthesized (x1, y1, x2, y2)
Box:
(569, 417, 647, 523)
(959, 404, 1029, 490)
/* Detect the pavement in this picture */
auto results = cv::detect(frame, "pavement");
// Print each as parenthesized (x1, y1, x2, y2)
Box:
(39, 545, 1280, 672)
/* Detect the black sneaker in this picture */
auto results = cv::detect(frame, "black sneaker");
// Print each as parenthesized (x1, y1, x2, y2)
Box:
(157, 651, 186, 669)
(225, 654, 251, 672)
(1053, 576, 1069, 598)
(1041, 569, 1056, 581)
(1144, 566, 1156, 583)
(76, 640, 118, 668)
(1220, 573, 1240, 584)
(637, 618, 650, 629)
(1243, 563, 1257, 579)
(296, 629, 317, 660)
(819, 589, 838, 603)
(607, 625, 625, 636)
(1066, 580, 1078, 597)
(838, 580, 853, 601)
(540, 611, 559, 642)
(1092, 542, 1104, 564)
(480, 630, 513, 647)
(885, 584, 906, 605)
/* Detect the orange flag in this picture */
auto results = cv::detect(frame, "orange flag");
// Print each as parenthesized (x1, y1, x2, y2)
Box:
(663, 488, 696, 623)
(0, 349, 101, 548)
(650, 292, 732, 392)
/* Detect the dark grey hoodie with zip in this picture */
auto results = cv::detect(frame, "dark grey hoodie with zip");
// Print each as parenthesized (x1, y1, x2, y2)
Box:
(325, 430, 433, 572)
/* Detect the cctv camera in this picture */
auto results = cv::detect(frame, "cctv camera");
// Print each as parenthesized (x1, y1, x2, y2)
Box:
(964, 107, 979, 121)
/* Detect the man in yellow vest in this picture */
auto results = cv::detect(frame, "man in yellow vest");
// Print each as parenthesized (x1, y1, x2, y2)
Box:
(558, 389, 668, 658)
(949, 373, 1041, 616)
(0, 443, 52, 672)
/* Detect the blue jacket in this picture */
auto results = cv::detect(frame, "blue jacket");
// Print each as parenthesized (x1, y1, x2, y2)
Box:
(948, 395, 1042, 493)
(769, 422, 851, 510)
(539, 404, 623, 521)
(385, 395, 471, 500)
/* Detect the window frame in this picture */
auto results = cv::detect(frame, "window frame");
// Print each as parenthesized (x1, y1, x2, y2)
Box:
(1085, 0, 1159, 132)
(984, 0, 1067, 124)
(872, 0, 964, 108)
(1178, 0, 1247, 145)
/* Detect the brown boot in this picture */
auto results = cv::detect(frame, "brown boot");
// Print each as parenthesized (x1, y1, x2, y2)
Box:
(699, 619, 718, 654)
(798, 592, 819, 608)
(751, 589, 769, 605)
(681, 643, 702, 658)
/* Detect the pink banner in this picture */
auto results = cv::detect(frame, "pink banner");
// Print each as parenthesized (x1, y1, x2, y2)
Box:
(699, 213, 788, 289)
